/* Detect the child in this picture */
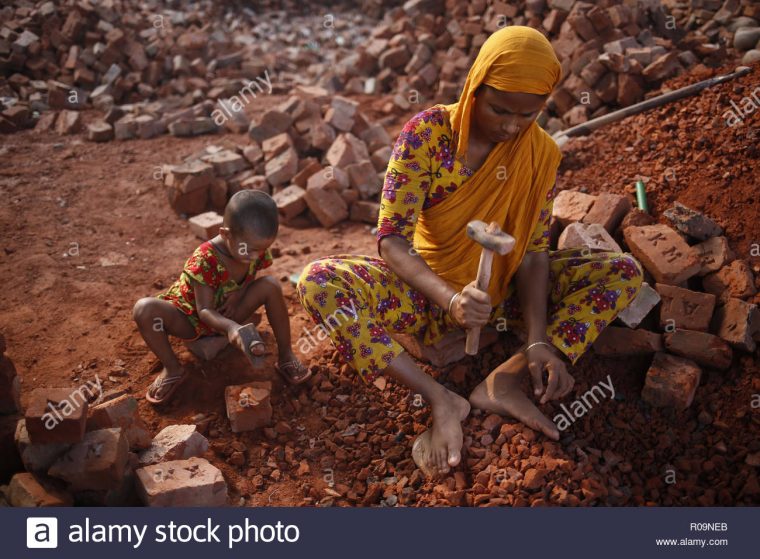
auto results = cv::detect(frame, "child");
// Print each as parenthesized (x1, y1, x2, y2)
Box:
(134, 190, 311, 404)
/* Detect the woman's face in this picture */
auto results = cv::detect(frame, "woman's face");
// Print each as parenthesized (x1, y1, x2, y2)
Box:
(471, 84, 547, 143)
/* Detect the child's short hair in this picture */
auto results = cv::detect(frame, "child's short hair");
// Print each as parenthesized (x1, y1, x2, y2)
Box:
(224, 190, 279, 239)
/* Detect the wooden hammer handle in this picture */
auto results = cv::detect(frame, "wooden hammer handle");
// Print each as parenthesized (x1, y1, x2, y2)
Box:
(465, 248, 493, 355)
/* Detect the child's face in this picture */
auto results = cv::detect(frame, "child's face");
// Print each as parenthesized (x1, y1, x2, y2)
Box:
(221, 228, 274, 264)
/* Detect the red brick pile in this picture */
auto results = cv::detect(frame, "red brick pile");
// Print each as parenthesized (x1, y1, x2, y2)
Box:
(164, 87, 389, 229)
(549, 190, 760, 410)
(3, 1, 758, 137)
(346, 0, 759, 132)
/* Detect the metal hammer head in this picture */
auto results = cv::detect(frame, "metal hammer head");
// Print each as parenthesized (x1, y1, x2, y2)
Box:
(466, 220, 515, 255)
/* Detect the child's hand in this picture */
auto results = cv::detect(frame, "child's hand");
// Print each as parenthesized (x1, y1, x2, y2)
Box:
(227, 325, 245, 352)
(219, 289, 244, 318)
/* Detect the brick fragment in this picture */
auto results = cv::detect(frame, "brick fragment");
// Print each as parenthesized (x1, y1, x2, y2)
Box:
(664, 329, 732, 370)
(557, 222, 621, 252)
(641, 352, 702, 410)
(582, 193, 632, 233)
(138, 424, 209, 466)
(656, 283, 716, 332)
(552, 190, 597, 227)
(693, 236, 735, 276)
(325, 133, 370, 168)
(306, 166, 349, 191)
(702, 260, 756, 301)
(272, 185, 307, 221)
(48, 428, 129, 491)
(304, 186, 349, 228)
(346, 160, 383, 199)
(8, 472, 72, 507)
(248, 110, 292, 143)
(136, 457, 227, 507)
(617, 282, 660, 328)
(710, 298, 759, 352)
(265, 147, 299, 187)
(593, 326, 663, 356)
(87, 394, 152, 450)
(225, 381, 273, 433)
(624, 224, 701, 284)
(663, 201, 723, 241)
(202, 150, 248, 177)
(15, 419, 70, 473)
(55, 110, 82, 135)
(188, 211, 224, 240)
(25, 387, 88, 444)
(86, 121, 114, 142)
(350, 201, 381, 224)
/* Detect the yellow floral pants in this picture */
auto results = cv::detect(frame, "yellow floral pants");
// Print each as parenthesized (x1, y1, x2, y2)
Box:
(297, 248, 644, 384)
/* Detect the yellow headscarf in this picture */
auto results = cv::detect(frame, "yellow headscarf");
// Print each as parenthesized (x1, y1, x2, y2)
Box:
(414, 26, 563, 311)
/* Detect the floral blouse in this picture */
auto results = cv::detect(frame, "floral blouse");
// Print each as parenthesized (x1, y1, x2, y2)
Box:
(377, 106, 555, 251)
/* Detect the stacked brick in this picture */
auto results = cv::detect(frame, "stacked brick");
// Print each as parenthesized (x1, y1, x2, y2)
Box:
(164, 88, 389, 229)
(1, 385, 228, 507)
(552, 192, 760, 411)
(3, 1, 758, 136)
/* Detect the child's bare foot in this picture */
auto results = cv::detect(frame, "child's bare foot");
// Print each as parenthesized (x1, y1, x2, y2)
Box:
(146, 366, 188, 404)
(276, 349, 311, 384)
(412, 389, 470, 477)
(185, 335, 229, 360)
(468, 352, 560, 441)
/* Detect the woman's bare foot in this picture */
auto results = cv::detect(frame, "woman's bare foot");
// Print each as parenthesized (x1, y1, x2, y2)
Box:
(468, 352, 560, 441)
(185, 336, 229, 360)
(412, 389, 471, 476)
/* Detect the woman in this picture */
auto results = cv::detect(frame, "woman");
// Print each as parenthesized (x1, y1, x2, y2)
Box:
(297, 26, 643, 476)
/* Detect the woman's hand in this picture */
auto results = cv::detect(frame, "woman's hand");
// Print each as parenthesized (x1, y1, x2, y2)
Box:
(451, 280, 492, 329)
(525, 342, 574, 404)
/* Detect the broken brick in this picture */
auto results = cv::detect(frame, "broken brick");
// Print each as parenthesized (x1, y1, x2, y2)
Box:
(710, 298, 759, 352)
(346, 160, 383, 199)
(324, 95, 358, 131)
(265, 147, 299, 187)
(304, 186, 349, 228)
(86, 121, 114, 142)
(48, 427, 129, 491)
(616, 282, 660, 328)
(694, 236, 735, 276)
(87, 394, 152, 450)
(25, 387, 88, 445)
(248, 110, 292, 143)
(306, 166, 349, 191)
(272, 185, 307, 221)
(641, 352, 702, 410)
(656, 283, 716, 332)
(225, 381, 273, 433)
(325, 133, 370, 168)
(702, 260, 756, 301)
(188, 211, 224, 240)
(202, 150, 247, 177)
(135, 457, 228, 507)
(7, 472, 73, 507)
(663, 201, 723, 241)
(593, 326, 663, 356)
(15, 419, 71, 473)
(350, 201, 381, 224)
(262, 132, 294, 160)
(557, 222, 621, 252)
(138, 424, 209, 466)
(552, 190, 597, 227)
(624, 224, 701, 285)
(581, 193, 632, 233)
(55, 110, 82, 135)
(664, 329, 732, 370)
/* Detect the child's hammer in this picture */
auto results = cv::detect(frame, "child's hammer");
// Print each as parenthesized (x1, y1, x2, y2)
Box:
(464, 220, 516, 355)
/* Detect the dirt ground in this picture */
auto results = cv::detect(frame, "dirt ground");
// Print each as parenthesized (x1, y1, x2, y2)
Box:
(1, 63, 758, 507)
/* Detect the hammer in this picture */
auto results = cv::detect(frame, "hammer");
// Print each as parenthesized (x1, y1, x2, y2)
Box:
(464, 220, 516, 355)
